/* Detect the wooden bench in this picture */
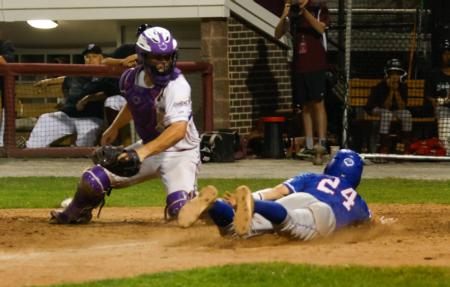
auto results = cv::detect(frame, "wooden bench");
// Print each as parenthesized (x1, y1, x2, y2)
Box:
(12, 83, 72, 146)
(348, 78, 436, 151)
(14, 83, 64, 131)
(348, 78, 435, 123)
(15, 83, 63, 119)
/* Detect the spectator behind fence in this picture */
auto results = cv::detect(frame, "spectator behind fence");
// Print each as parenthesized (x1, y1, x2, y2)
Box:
(365, 58, 413, 154)
(26, 44, 122, 148)
(0, 30, 15, 147)
(425, 36, 450, 155)
(274, 0, 330, 165)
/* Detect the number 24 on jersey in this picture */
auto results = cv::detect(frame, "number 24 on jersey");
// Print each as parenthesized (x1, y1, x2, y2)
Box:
(317, 177, 357, 211)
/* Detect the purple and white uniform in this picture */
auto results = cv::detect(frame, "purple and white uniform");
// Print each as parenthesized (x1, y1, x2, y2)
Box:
(106, 65, 200, 196)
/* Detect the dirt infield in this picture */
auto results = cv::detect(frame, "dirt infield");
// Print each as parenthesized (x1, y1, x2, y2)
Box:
(0, 204, 449, 287)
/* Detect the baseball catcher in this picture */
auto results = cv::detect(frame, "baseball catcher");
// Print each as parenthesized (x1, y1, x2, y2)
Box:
(50, 26, 201, 224)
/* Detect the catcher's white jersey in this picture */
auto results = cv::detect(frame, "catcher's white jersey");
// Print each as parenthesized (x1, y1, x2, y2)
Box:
(136, 70, 200, 152)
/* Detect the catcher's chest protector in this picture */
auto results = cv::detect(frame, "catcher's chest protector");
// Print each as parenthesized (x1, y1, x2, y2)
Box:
(120, 66, 161, 143)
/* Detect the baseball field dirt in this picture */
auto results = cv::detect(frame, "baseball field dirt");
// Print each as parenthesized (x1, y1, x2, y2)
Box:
(0, 203, 449, 286)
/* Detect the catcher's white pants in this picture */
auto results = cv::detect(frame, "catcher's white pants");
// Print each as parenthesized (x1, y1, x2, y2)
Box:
(26, 111, 103, 148)
(107, 141, 200, 195)
(436, 106, 450, 155)
(225, 193, 336, 241)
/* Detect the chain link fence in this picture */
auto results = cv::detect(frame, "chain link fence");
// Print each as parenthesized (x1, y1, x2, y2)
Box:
(324, 0, 450, 160)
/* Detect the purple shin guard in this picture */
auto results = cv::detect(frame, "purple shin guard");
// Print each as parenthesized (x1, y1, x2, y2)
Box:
(50, 165, 111, 224)
(164, 190, 196, 220)
(81, 165, 111, 196)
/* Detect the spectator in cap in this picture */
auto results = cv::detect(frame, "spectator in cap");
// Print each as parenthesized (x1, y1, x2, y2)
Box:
(82, 43, 102, 56)
(27, 44, 121, 147)
(365, 58, 413, 154)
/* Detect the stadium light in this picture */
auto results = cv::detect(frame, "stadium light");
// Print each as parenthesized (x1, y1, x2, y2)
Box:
(27, 20, 58, 29)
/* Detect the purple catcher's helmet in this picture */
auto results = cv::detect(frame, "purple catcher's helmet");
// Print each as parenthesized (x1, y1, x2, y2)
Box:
(324, 149, 364, 189)
(135, 26, 178, 86)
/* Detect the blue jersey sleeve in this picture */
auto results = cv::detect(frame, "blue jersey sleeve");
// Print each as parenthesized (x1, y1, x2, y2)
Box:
(283, 173, 316, 194)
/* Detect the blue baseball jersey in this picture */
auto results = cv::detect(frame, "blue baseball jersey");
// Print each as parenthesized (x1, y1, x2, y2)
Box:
(283, 173, 371, 229)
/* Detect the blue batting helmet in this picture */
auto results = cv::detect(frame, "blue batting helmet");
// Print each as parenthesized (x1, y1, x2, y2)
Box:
(324, 149, 364, 188)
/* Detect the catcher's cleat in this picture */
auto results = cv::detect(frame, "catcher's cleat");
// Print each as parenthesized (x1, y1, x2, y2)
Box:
(49, 209, 65, 224)
(49, 207, 94, 224)
(178, 185, 218, 228)
(233, 185, 254, 236)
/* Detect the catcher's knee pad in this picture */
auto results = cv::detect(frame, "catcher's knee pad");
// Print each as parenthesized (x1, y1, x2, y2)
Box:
(164, 190, 196, 220)
(79, 165, 112, 197)
(50, 165, 111, 224)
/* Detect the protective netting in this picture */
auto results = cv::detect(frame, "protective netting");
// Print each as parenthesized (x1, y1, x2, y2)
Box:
(0, 63, 210, 157)
(324, 0, 450, 159)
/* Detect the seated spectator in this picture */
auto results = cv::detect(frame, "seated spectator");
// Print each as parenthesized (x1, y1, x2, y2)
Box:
(425, 36, 450, 156)
(365, 58, 412, 153)
(26, 44, 121, 148)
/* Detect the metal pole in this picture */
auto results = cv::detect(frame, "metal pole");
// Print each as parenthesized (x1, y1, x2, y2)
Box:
(342, 0, 352, 148)
(338, 0, 345, 69)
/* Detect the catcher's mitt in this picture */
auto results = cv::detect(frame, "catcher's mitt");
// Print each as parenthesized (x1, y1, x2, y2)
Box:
(91, 146, 141, 177)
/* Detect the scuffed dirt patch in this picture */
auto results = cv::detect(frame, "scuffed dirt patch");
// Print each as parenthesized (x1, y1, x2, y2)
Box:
(0, 204, 449, 287)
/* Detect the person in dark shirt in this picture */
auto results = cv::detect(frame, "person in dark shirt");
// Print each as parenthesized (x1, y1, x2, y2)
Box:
(0, 31, 15, 147)
(425, 36, 450, 155)
(102, 43, 137, 68)
(26, 44, 120, 147)
(101, 24, 151, 68)
(274, 0, 330, 164)
(365, 59, 412, 153)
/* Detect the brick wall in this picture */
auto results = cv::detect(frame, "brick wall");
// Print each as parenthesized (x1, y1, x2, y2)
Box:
(228, 15, 292, 134)
(201, 19, 230, 129)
